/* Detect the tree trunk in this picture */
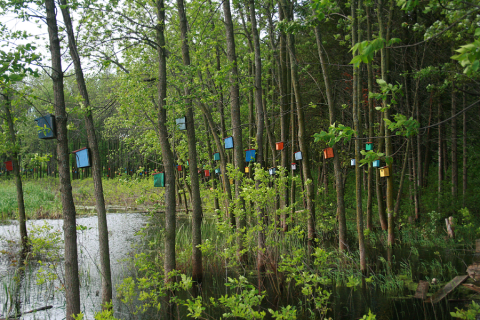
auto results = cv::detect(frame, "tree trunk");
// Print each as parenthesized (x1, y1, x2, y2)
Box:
(248, 0, 267, 276)
(176, 0, 203, 284)
(59, 2, 112, 305)
(394, 139, 410, 216)
(463, 90, 467, 207)
(314, 19, 345, 250)
(155, 0, 176, 282)
(366, 5, 374, 230)
(45, 0, 81, 316)
(3, 95, 28, 252)
(223, 0, 246, 262)
(438, 102, 443, 212)
(451, 85, 458, 198)
(283, 0, 315, 248)
(351, 0, 366, 272)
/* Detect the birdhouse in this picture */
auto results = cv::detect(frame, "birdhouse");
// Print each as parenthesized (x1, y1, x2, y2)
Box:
(224, 136, 234, 149)
(276, 142, 284, 151)
(176, 116, 186, 130)
(215, 168, 221, 174)
(214, 152, 220, 161)
(229, 178, 233, 184)
(351, 159, 355, 166)
(295, 151, 303, 160)
(153, 172, 165, 187)
(324, 147, 334, 159)
(269, 168, 276, 176)
(245, 149, 256, 162)
(366, 142, 373, 151)
(205, 170, 210, 177)
(187, 159, 189, 166)
(35, 114, 56, 139)
(245, 167, 249, 173)
(177, 165, 183, 172)
(72, 147, 91, 168)
(373, 160, 380, 168)
(379, 166, 390, 177)
(291, 163, 296, 170)
(5, 161, 13, 172)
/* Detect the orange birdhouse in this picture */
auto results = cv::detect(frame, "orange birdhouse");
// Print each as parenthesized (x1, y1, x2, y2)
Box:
(276, 142, 284, 150)
(324, 147, 334, 159)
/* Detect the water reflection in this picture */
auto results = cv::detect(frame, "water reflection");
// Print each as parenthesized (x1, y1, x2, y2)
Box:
(0, 213, 146, 319)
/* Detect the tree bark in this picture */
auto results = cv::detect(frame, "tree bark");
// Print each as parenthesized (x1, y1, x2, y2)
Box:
(222, 0, 245, 261)
(283, 0, 316, 248)
(59, 2, 112, 305)
(463, 90, 467, 208)
(155, 0, 176, 282)
(451, 85, 458, 198)
(45, 0, 81, 316)
(3, 95, 28, 251)
(314, 21, 345, 250)
(352, 0, 366, 272)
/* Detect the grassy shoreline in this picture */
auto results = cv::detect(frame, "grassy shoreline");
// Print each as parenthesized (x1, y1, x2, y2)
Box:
(0, 177, 163, 221)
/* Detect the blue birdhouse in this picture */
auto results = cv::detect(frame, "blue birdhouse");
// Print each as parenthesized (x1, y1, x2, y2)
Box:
(72, 148, 91, 168)
(269, 168, 276, 176)
(214, 153, 220, 161)
(153, 172, 165, 187)
(295, 151, 302, 161)
(224, 136, 233, 149)
(373, 160, 380, 168)
(35, 114, 56, 139)
(176, 116, 186, 130)
(351, 159, 355, 166)
(366, 142, 373, 151)
(215, 168, 221, 174)
(245, 149, 256, 162)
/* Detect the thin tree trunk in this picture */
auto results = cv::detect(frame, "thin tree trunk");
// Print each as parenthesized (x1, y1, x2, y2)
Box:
(352, 0, 366, 272)
(155, 0, 176, 282)
(3, 95, 28, 251)
(222, 0, 245, 262)
(283, 0, 315, 248)
(394, 139, 410, 216)
(59, 3, 112, 305)
(366, 5, 374, 230)
(176, 0, 203, 284)
(451, 85, 458, 198)
(438, 102, 443, 211)
(314, 19, 345, 250)
(249, 0, 267, 276)
(463, 90, 467, 207)
(45, 0, 80, 316)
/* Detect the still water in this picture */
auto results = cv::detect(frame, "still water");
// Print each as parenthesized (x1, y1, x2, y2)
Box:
(0, 214, 478, 320)
(0, 213, 146, 319)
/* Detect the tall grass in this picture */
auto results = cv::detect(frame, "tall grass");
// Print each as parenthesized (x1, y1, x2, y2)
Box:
(0, 178, 62, 221)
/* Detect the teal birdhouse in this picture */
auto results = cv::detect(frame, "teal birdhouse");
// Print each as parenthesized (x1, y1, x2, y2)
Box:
(153, 172, 165, 187)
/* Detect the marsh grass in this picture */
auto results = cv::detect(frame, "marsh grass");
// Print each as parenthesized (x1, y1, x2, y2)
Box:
(0, 178, 62, 221)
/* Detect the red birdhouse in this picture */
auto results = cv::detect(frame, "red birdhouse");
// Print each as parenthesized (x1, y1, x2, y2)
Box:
(5, 161, 13, 172)
(276, 142, 284, 151)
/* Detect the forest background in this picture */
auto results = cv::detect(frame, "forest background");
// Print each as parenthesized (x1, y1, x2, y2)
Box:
(1, 0, 480, 317)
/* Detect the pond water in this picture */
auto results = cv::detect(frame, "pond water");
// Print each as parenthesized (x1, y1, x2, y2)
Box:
(0, 213, 146, 319)
(1, 214, 478, 320)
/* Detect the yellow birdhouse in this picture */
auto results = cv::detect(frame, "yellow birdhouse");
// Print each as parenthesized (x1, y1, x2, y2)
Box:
(379, 166, 390, 177)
